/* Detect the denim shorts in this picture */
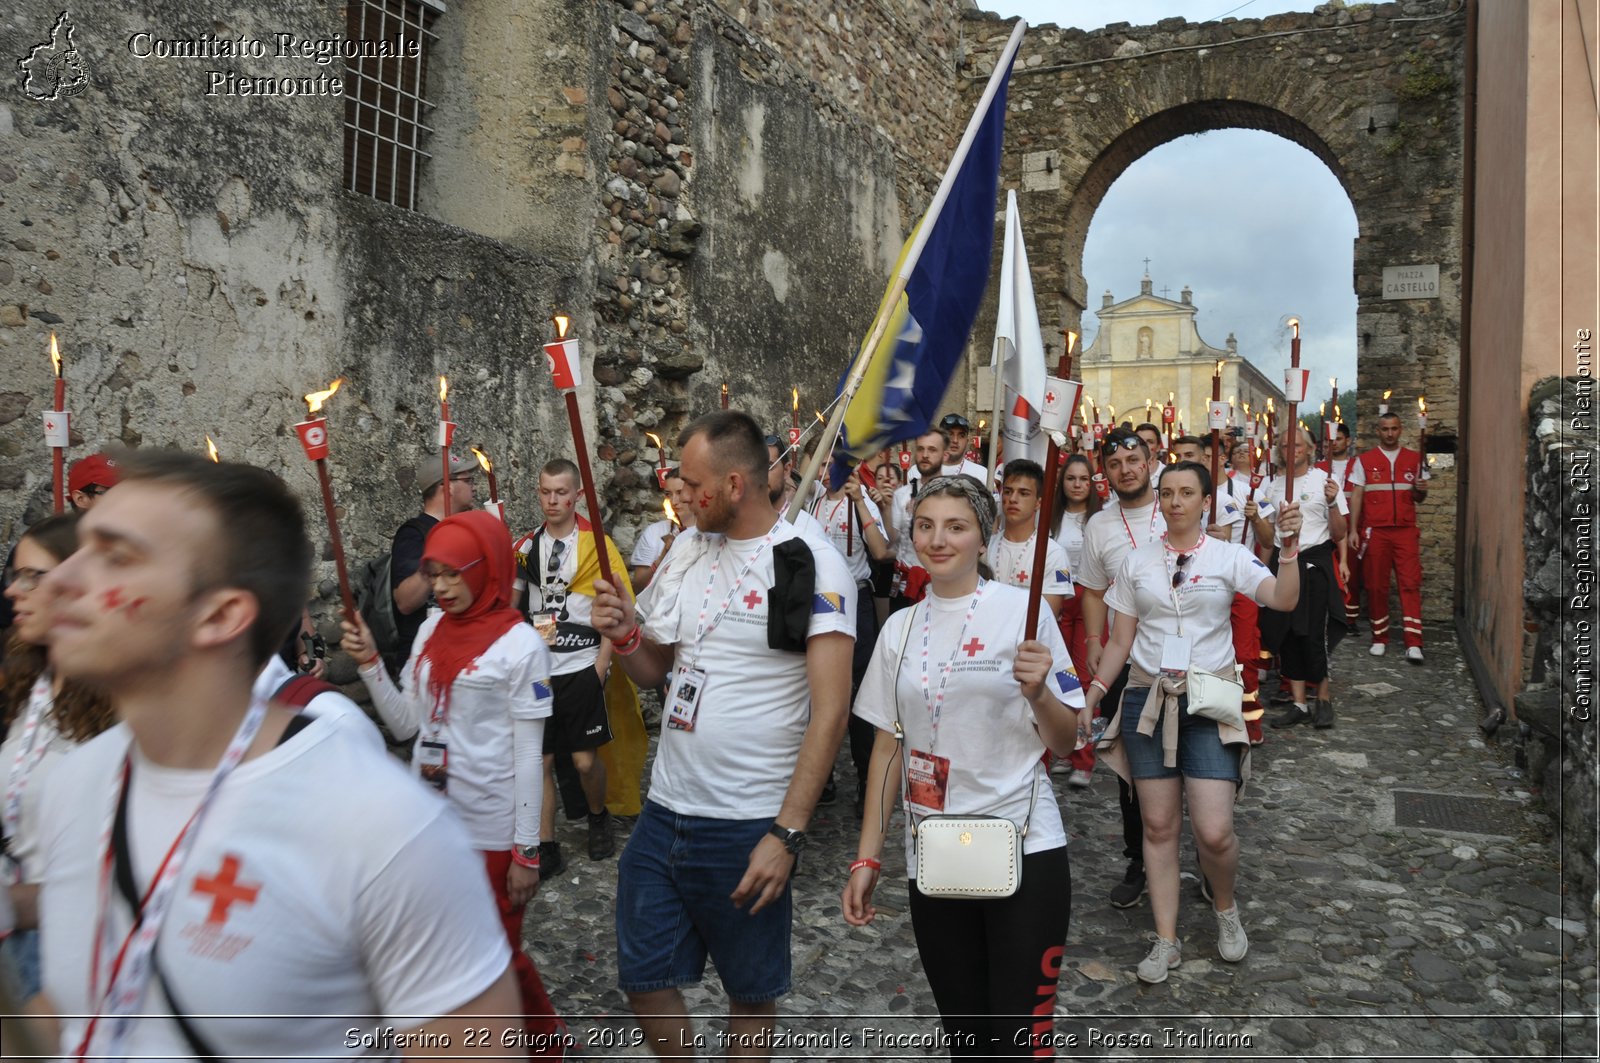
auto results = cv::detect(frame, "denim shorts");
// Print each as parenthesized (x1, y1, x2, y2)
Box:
(615, 800, 791, 1002)
(1119, 687, 1242, 782)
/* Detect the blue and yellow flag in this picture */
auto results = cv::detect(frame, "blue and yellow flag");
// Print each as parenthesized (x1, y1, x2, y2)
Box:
(829, 49, 1017, 487)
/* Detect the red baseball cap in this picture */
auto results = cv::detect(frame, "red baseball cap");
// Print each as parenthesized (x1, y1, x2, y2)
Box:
(68, 452, 121, 496)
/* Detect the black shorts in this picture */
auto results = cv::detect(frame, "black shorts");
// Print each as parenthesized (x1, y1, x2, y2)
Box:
(545, 666, 614, 754)
(869, 558, 896, 598)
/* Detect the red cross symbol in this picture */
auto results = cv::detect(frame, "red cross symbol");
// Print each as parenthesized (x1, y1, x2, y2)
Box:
(1045, 390, 1057, 405)
(961, 637, 985, 657)
(45, 418, 57, 431)
(742, 589, 763, 609)
(191, 854, 262, 925)
(463, 660, 480, 674)
(1014, 569, 1029, 584)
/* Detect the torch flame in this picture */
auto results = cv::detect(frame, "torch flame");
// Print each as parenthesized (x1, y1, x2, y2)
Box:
(470, 446, 493, 473)
(1383, 389, 1392, 401)
(49, 332, 61, 378)
(1320, 402, 1327, 417)
(1418, 396, 1426, 414)
(553, 313, 571, 340)
(1267, 397, 1275, 413)
(206, 436, 220, 463)
(1065, 330, 1079, 356)
(978, 419, 987, 431)
(644, 431, 663, 452)
(304, 378, 344, 414)
(1330, 377, 1338, 390)
(815, 409, 824, 424)
(1216, 360, 1225, 377)
(664, 497, 679, 526)
(439, 375, 449, 403)
(1106, 407, 1115, 422)
(1168, 392, 1175, 405)
(791, 387, 799, 411)
(1287, 317, 1300, 336)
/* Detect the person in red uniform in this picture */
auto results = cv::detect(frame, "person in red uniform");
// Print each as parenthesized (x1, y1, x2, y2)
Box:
(1348, 412, 1428, 663)
(1316, 423, 1362, 632)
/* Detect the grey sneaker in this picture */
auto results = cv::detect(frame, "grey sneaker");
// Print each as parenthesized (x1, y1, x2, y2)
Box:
(1312, 698, 1334, 729)
(1136, 936, 1182, 983)
(1216, 905, 1249, 962)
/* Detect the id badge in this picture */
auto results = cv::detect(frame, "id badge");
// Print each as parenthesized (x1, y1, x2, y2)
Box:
(906, 749, 951, 815)
(665, 666, 708, 731)
(418, 739, 448, 792)
(1160, 634, 1192, 676)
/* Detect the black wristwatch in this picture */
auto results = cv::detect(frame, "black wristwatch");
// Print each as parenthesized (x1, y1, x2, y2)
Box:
(769, 823, 807, 855)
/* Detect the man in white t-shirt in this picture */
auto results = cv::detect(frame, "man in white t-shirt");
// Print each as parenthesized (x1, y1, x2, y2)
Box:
(630, 468, 684, 594)
(988, 458, 1073, 617)
(591, 412, 855, 1061)
(766, 440, 827, 540)
(518, 459, 623, 868)
(937, 413, 988, 480)
(1076, 427, 1164, 909)
(35, 451, 521, 1060)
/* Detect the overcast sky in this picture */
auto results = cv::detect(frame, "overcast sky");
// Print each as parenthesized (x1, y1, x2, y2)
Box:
(984, 0, 1360, 396)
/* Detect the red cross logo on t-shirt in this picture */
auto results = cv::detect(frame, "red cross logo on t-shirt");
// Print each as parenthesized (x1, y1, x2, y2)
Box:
(191, 854, 262, 926)
(961, 637, 985, 657)
(1013, 568, 1029, 584)
(742, 589, 763, 609)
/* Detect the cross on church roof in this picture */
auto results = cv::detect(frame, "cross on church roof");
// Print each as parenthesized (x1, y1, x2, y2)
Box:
(1160, 286, 1171, 298)
(1142, 257, 1152, 273)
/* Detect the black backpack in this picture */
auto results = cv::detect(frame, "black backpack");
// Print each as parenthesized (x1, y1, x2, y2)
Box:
(355, 516, 432, 655)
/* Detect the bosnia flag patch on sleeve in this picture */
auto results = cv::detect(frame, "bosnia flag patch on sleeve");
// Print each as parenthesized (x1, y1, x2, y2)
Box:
(532, 679, 554, 701)
(1054, 669, 1082, 693)
(812, 592, 845, 615)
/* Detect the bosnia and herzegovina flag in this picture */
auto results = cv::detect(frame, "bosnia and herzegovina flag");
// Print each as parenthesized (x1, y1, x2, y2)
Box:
(827, 39, 1020, 489)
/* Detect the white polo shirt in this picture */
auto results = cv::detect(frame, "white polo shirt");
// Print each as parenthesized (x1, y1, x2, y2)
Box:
(1263, 467, 1348, 549)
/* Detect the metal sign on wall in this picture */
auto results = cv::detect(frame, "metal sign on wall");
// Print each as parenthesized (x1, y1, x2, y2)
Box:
(1382, 264, 1441, 299)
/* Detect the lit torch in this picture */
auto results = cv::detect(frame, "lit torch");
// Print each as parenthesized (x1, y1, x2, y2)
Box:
(790, 387, 802, 451)
(470, 446, 502, 521)
(295, 379, 356, 623)
(543, 313, 615, 590)
(1380, 389, 1392, 416)
(721, 382, 729, 410)
(663, 496, 679, 529)
(1418, 395, 1429, 472)
(43, 333, 68, 513)
(206, 436, 220, 463)
(438, 375, 455, 517)
(644, 431, 669, 490)
(1282, 319, 1305, 503)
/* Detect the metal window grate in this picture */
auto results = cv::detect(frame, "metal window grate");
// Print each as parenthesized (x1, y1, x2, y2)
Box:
(342, 0, 441, 211)
(1392, 790, 1526, 837)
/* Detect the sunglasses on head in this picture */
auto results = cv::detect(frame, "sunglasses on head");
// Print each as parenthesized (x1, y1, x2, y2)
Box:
(763, 434, 783, 448)
(1100, 437, 1144, 456)
(940, 416, 970, 429)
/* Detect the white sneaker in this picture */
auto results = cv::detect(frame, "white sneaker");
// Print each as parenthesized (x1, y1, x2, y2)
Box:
(1049, 758, 1071, 776)
(1369, 642, 1387, 657)
(1215, 905, 1249, 962)
(1136, 936, 1182, 983)
(1067, 769, 1093, 789)
(1406, 646, 1424, 664)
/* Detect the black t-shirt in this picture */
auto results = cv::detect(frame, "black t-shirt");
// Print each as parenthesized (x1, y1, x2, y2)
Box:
(390, 514, 438, 656)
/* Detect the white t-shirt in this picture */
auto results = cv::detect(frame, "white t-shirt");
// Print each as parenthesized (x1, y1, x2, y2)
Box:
(986, 532, 1074, 598)
(39, 720, 509, 1059)
(1325, 454, 1360, 491)
(630, 518, 674, 568)
(0, 682, 76, 886)
(890, 482, 923, 568)
(372, 618, 553, 849)
(1214, 473, 1275, 550)
(637, 520, 856, 818)
(809, 492, 886, 583)
(1104, 537, 1275, 675)
(941, 458, 989, 482)
(519, 526, 602, 675)
(1264, 467, 1348, 549)
(785, 507, 828, 540)
(1075, 498, 1167, 593)
(853, 583, 1080, 865)
(252, 657, 384, 752)
(1053, 509, 1089, 576)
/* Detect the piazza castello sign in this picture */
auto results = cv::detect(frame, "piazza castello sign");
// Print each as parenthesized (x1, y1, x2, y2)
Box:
(1382, 264, 1441, 300)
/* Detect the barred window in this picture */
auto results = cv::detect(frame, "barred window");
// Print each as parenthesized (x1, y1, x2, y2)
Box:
(342, 0, 442, 211)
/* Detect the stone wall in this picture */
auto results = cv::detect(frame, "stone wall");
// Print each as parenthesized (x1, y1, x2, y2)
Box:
(958, 0, 1465, 618)
(1517, 376, 1598, 905)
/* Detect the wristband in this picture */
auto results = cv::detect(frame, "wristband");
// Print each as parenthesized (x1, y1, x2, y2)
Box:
(1089, 676, 1110, 694)
(511, 847, 541, 870)
(849, 857, 881, 875)
(614, 626, 643, 656)
(359, 653, 381, 670)
(1280, 550, 1299, 562)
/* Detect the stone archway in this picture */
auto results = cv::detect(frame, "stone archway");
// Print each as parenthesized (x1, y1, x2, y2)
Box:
(962, 3, 1466, 618)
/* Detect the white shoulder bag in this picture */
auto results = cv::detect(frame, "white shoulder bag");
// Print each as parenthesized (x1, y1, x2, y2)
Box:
(1171, 548, 1246, 730)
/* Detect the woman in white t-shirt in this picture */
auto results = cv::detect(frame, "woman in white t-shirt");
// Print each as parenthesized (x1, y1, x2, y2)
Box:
(341, 510, 563, 1045)
(1049, 454, 1101, 785)
(1083, 462, 1303, 985)
(0, 514, 115, 1005)
(843, 475, 1084, 1058)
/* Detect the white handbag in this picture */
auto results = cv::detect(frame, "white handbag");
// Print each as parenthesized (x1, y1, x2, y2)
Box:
(1169, 548, 1246, 732)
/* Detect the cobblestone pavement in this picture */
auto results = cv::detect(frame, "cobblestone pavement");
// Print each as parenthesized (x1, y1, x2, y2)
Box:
(524, 626, 1599, 1060)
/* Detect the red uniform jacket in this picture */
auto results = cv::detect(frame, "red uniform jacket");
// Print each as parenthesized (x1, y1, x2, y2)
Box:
(1356, 448, 1423, 528)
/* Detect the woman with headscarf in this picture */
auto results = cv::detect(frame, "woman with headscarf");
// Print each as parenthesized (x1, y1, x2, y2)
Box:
(1, 514, 116, 1006)
(842, 475, 1084, 1059)
(342, 510, 563, 1051)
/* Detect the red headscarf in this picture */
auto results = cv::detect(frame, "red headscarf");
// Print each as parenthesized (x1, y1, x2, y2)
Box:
(413, 510, 524, 716)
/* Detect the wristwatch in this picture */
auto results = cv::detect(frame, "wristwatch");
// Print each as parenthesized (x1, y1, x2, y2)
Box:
(513, 844, 541, 867)
(769, 824, 807, 855)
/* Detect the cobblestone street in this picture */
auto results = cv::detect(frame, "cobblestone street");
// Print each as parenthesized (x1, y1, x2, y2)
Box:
(525, 626, 1598, 1060)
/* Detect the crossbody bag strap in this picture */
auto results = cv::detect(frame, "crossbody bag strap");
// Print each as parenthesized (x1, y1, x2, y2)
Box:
(111, 774, 227, 1063)
(886, 605, 918, 836)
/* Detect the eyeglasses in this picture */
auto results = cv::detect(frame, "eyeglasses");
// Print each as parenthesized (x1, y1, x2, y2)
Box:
(939, 415, 971, 430)
(1100, 437, 1144, 457)
(4, 567, 51, 593)
(424, 558, 482, 582)
(1171, 552, 1193, 589)
(449, 472, 476, 483)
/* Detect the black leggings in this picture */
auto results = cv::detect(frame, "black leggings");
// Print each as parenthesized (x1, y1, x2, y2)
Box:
(1280, 563, 1333, 684)
(908, 847, 1072, 1059)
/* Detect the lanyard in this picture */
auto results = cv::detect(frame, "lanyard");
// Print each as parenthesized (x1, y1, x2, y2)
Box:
(814, 495, 854, 555)
(1119, 502, 1160, 551)
(918, 582, 985, 748)
(989, 534, 1034, 583)
(77, 697, 269, 1063)
(1161, 534, 1207, 636)
(3, 674, 55, 883)
(689, 521, 781, 665)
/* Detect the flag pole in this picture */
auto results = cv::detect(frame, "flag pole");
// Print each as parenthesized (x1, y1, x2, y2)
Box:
(988, 336, 1006, 490)
(787, 18, 1028, 521)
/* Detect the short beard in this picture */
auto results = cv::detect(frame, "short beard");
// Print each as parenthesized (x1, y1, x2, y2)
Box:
(1113, 479, 1152, 505)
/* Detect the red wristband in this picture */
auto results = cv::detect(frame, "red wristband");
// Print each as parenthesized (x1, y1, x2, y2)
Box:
(512, 848, 541, 870)
(849, 858, 881, 876)
(614, 626, 643, 656)
(360, 653, 381, 669)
